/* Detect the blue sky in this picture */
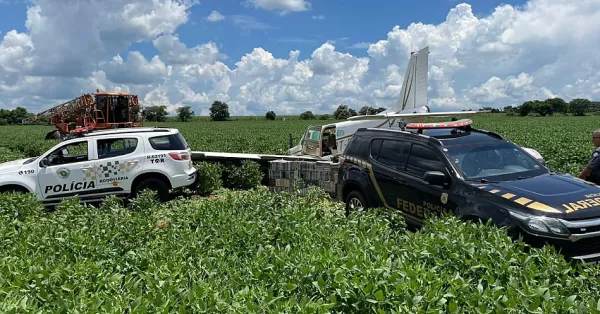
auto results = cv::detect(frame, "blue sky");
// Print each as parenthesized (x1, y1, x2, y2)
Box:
(0, 0, 527, 66)
(0, 0, 598, 115)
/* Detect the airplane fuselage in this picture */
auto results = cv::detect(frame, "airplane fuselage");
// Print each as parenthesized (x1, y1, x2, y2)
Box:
(288, 118, 402, 159)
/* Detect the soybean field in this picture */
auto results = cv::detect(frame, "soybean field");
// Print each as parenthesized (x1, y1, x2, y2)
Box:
(1, 114, 598, 174)
(2, 114, 600, 312)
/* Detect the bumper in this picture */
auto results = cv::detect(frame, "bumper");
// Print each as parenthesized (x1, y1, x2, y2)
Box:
(520, 231, 600, 264)
(570, 252, 600, 265)
(508, 212, 600, 264)
(171, 168, 199, 189)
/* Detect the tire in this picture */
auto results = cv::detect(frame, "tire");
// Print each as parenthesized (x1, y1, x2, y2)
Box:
(45, 130, 61, 140)
(345, 190, 367, 217)
(132, 178, 170, 202)
(0, 186, 28, 194)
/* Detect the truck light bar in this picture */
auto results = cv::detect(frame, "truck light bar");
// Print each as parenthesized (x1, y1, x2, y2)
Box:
(406, 119, 473, 129)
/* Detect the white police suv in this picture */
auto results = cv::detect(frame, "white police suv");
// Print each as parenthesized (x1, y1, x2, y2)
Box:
(0, 127, 198, 205)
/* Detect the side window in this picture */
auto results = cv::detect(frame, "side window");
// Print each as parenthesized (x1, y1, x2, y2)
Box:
(406, 144, 447, 178)
(46, 141, 89, 166)
(376, 140, 406, 169)
(97, 138, 138, 159)
(370, 139, 383, 160)
(345, 135, 365, 157)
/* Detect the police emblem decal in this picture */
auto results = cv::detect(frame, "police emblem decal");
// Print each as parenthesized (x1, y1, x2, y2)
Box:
(441, 193, 448, 204)
(58, 167, 70, 178)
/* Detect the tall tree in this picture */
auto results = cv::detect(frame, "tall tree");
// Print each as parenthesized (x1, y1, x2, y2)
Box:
(570, 98, 591, 116)
(333, 105, 357, 120)
(143, 105, 168, 122)
(176, 106, 194, 122)
(300, 111, 314, 120)
(209, 101, 230, 121)
(265, 111, 276, 120)
(545, 97, 568, 114)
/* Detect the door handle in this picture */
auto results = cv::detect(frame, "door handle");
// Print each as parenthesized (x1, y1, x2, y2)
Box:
(127, 160, 139, 166)
(81, 166, 92, 171)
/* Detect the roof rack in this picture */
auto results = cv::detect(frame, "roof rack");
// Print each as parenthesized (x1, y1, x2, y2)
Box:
(63, 127, 171, 140)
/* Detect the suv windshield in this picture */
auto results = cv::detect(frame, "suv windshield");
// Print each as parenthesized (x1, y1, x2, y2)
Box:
(443, 141, 548, 181)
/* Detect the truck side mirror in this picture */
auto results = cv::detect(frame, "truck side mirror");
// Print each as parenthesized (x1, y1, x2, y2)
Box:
(423, 171, 447, 186)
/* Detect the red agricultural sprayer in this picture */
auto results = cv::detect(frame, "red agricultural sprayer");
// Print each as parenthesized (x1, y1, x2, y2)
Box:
(33, 89, 144, 140)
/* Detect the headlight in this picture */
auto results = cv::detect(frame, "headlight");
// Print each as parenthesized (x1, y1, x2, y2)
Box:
(509, 211, 570, 237)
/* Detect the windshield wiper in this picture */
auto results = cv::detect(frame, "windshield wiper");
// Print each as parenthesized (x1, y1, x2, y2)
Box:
(514, 175, 537, 180)
(466, 178, 498, 183)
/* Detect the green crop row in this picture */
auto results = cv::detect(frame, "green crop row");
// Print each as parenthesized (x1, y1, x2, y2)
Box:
(0, 147, 25, 163)
(0, 114, 598, 176)
(1, 115, 600, 312)
(1, 188, 600, 312)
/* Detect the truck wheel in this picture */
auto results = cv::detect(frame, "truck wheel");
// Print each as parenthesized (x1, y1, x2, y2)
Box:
(133, 178, 170, 202)
(345, 190, 367, 217)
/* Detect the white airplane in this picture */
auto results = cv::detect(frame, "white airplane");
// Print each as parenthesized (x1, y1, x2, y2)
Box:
(286, 46, 544, 163)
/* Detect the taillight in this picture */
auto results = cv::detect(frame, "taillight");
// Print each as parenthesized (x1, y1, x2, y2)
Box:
(169, 152, 190, 161)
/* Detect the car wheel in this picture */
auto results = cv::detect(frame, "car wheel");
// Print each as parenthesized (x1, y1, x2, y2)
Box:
(345, 190, 367, 217)
(133, 178, 170, 202)
(0, 186, 28, 194)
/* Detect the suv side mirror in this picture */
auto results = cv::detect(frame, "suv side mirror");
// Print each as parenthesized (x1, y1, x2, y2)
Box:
(40, 158, 50, 167)
(423, 171, 447, 186)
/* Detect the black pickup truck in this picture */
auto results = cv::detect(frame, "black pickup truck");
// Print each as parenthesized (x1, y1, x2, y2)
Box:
(337, 119, 600, 264)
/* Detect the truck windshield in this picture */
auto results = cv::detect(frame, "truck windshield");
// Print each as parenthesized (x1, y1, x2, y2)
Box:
(442, 141, 548, 181)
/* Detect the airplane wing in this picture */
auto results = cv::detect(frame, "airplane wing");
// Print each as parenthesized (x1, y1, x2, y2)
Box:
(191, 151, 320, 162)
(347, 110, 492, 121)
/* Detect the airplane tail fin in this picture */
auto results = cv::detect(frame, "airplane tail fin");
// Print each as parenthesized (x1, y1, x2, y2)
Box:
(393, 46, 429, 113)
(349, 46, 492, 122)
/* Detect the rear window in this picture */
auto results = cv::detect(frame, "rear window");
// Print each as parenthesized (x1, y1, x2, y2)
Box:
(148, 133, 189, 150)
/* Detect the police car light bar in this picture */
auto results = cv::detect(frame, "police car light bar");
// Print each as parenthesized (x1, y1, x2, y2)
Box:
(405, 119, 473, 129)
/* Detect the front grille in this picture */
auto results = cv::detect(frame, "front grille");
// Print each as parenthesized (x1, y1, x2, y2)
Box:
(553, 237, 600, 257)
(567, 224, 600, 234)
(521, 233, 600, 258)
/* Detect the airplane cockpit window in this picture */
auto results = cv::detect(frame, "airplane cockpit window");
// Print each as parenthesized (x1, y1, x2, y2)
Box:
(308, 129, 321, 141)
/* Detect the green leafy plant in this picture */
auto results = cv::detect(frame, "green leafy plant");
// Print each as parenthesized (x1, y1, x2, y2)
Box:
(2, 113, 600, 312)
(221, 160, 263, 190)
(195, 161, 224, 196)
(0, 189, 599, 312)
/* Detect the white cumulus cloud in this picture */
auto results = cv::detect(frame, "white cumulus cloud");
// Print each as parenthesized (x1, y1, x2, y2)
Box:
(1, 0, 600, 116)
(207, 10, 224, 22)
(244, 0, 311, 14)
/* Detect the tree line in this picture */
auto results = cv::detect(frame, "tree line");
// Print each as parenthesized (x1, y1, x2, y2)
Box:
(5, 97, 598, 126)
(480, 98, 600, 117)
(140, 102, 388, 122)
(0, 107, 36, 125)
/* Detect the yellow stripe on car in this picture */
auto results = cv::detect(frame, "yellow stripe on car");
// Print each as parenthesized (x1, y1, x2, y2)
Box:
(514, 197, 532, 205)
(501, 193, 515, 199)
(480, 186, 561, 213)
(526, 201, 561, 213)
